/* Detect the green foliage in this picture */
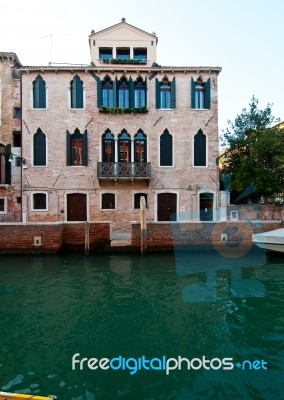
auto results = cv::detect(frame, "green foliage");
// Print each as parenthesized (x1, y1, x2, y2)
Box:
(221, 97, 283, 200)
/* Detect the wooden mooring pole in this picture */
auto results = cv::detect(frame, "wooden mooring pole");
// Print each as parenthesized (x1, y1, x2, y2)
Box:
(85, 221, 90, 255)
(140, 196, 147, 255)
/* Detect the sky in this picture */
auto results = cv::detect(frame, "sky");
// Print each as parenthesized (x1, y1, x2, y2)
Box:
(1, 0, 283, 136)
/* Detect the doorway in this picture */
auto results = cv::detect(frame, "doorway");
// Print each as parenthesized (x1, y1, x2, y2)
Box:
(67, 193, 87, 221)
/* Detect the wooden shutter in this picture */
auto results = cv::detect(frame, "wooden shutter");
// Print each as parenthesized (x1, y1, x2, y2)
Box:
(170, 77, 176, 109)
(39, 76, 46, 108)
(191, 77, 196, 108)
(82, 130, 88, 166)
(75, 76, 84, 108)
(96, 76, 102, 108)
(5, 144, 11, 185)
(204, 78, 211, 109)
(194, 131, 206, 166)
(129, 76, 134, 108)
(155, 78, 161, 109)
(66, 130, 71, 166)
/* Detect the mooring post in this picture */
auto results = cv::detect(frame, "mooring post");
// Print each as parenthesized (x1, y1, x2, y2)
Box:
(140, 196, 147, 255)
(85, 221, 90, 255)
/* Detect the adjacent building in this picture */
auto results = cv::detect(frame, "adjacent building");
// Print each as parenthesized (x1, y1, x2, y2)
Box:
(17, 19, 221, 237)
(0, 52, 22, 222)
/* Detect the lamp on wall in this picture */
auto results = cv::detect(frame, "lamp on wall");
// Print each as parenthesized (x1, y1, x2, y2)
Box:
(8, 153, 26, 165)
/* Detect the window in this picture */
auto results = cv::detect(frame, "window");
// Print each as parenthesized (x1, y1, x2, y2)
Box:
(0, 144, 11, 184)
(13, 132, 21, 147)
(13, 107, 21, 118)
(0, 197, 7, 214)
(32, 193, 47, 211)
(134, 78, 146, 108)
(102, 77, 114, 107)
(70, 75, 84, 109)
(194, 130, 206, 166)
(102, 193, 115, 209)
(66, 129, 88, 166)
(118, 131, 131, 162)
(191, 77, 211, 109)
(33, 75, 46, 108)
(156, 77, 176, 109)
(102, 130, 115, 162)
(134, 193, 148, 209)
(116, 47, 130, 59)
(99, 47, 113, 59)
(33, 129, 46, 166)
(134, 131, 147, 162)
(118, 78, 129, 108)
(133, 48, 147, 60)
(160, 129, 173, 166)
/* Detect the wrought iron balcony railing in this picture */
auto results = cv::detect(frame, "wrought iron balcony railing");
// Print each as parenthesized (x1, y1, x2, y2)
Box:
(97, 162, 151, 179)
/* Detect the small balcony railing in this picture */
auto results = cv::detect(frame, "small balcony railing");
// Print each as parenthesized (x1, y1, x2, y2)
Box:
(97, 162, 151, 179)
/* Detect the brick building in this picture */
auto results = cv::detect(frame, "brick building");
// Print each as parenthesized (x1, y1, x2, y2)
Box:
(0, 52, 22, 222)
(19, 19, 222, 237)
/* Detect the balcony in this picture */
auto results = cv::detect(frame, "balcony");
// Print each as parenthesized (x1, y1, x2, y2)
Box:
(97, 162, 151, 180)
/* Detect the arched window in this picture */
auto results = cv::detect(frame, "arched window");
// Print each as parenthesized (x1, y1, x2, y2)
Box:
(66, 129, 88, 166)
(118, 130, 131, 162)
(160, 129, 173, 166)
(134, 130, 147, 162)
(191, 77, 211, 109)
(102, 77, 114, 107)
(134, 78, 146, 108)
(102, 130, 115, 162)
(33, 129, 46, 166)
(33, 75, 46, 108)
(70, 75, 84, 108)
(160, 78, 171, 109)
(118, 77, 129, 108)
(194, 130, 206, 166)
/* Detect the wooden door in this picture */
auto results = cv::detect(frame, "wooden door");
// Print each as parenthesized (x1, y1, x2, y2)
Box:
(157, 193, 177, 221)
(67, 193, 87, 221)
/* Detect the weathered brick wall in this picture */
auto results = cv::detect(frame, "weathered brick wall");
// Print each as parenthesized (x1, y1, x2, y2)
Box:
(0, 223, 63, 253)
(0, 222, 110, 253)
(62, 222, 110, 251)
(131, 221, 284, 250)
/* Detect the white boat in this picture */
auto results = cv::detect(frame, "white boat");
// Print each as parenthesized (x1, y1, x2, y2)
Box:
(252, 228, 284, 253)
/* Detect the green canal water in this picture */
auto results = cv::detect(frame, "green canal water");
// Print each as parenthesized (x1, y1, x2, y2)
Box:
(0, 247, 283, 400)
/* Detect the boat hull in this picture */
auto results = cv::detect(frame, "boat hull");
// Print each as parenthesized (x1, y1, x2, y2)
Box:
(252, 228, 284, 253)
(0, 392, 56, 400)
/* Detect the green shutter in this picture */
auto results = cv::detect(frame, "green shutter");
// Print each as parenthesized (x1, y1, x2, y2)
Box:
(5, 144, 11, 185)
(191, 77, 196, 108)
(75, 75, 84, 108)
(160, 131, 172, 166)
(66, 131, 71, 166)
(170, 77, 176, 109)
(96, 76, 102, 108)
(156, 78, 161, 109)
(205, 78, 211, 109)
(113, 78, 117, 107)
(194, 130, 206, 166)
(145, 77, 148, 106)
(129, 77, 134, 108)
(83, 130, 88, 166)
(38, 76, 46, 108)
(34, 129, 46, 166)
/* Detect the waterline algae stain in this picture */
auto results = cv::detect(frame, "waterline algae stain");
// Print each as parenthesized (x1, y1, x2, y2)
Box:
(0, 252, 283, 399)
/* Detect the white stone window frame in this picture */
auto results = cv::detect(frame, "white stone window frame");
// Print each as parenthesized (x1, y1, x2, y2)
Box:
(0, 196, 7, 214)
(30, 191, 48, 212)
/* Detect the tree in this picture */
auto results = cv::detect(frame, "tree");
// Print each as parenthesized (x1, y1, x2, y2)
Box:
(221, 96, 284, 201)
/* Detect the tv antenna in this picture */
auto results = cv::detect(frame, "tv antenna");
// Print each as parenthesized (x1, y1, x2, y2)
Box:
(41, 34, 53, 65)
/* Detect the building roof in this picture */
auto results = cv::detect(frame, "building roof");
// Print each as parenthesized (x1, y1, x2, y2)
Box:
(0, 52, 21, 66)
(89, 18, 158, 43)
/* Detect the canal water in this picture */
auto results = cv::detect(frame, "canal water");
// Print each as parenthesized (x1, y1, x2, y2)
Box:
(0, 246, 283, 400)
